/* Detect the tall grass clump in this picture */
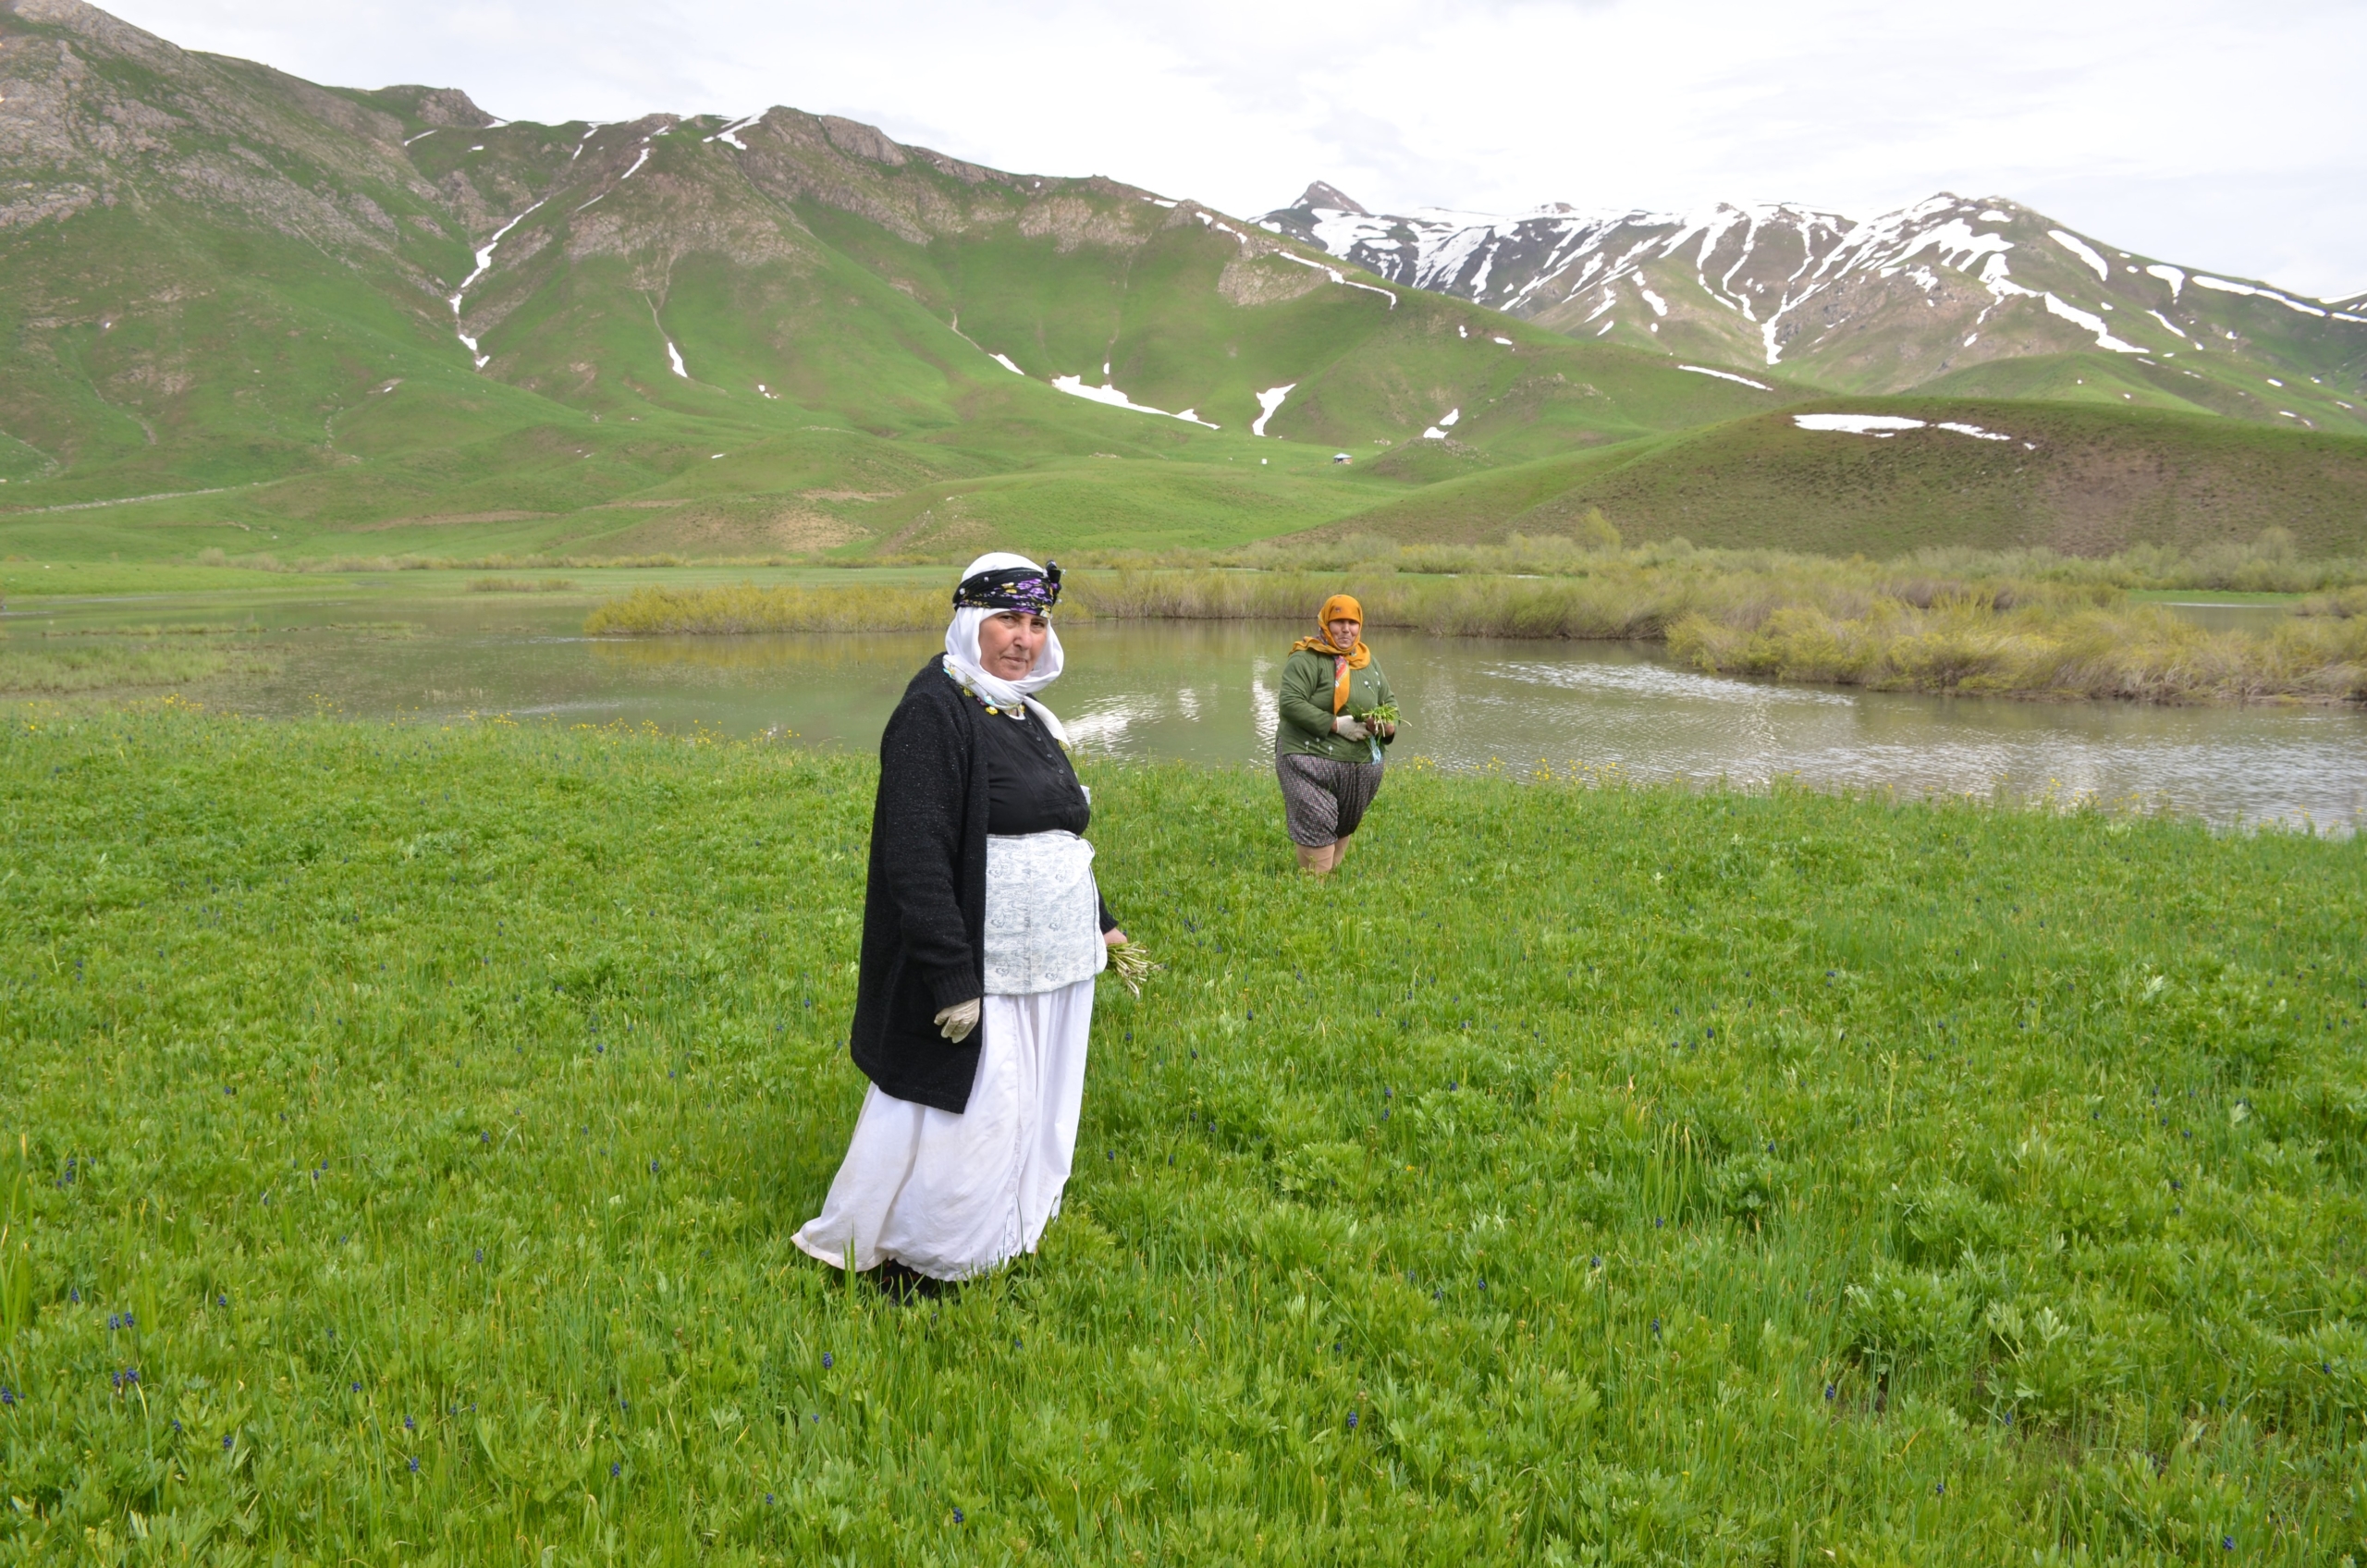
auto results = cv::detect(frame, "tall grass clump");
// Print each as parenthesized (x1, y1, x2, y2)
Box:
(467, 576, 577, 594)
(1068, 560, 2361, 704)
(2, 704, 2363, 1562)
(2299, 584, 2367, 619)
(1067, 559, 2054, 643)
(0, 634, 276, 693)
(584, 582, 950, 635)
(1670, 595, 2367, 703)
(1072, 527, 2367, 594)
(1071, 565, 1718, 639)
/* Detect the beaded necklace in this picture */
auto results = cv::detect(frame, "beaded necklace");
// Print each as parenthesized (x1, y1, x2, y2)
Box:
(942, 655, 1028, 720)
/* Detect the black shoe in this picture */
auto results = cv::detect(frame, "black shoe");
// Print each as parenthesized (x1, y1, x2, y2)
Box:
(874, 1260, 950, 1302)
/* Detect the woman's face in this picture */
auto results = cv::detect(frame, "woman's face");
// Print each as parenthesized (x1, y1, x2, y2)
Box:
(1327, 617, 1362, 653)
(977, 610, 1049, 680)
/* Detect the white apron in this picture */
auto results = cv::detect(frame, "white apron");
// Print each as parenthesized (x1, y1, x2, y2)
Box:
(983, 830, 1107, 994)
(794, 829, 1103, 1280)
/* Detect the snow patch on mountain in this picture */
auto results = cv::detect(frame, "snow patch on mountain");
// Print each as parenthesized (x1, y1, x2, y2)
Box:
(1739, 200, 2015, 363)
(990, 352, 1024, 375)
(448, 200, 546, 369)
(1209, 208, 1396, 307)
(576, 143, 652, 212)
(1252, 384, 1295, 436)
(2049, 230, 2111, 282)
(2042, 293, 2146, 353)
(1795, 414, 1928, 434)
(1795, 414, 2012, 440)
(2192, 276, 2328, 318)
(706, 114, 762, 150)
(1052, 375, 1218, 428)
(1678, 364, 1771, 390)
(1273, 246, 1397, 306)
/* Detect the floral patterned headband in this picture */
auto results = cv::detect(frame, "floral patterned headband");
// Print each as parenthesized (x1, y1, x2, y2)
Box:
(952, 561, 1062, 615)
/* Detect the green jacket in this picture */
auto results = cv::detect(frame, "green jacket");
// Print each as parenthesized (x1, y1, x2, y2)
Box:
(1276, 647, 1398, 763)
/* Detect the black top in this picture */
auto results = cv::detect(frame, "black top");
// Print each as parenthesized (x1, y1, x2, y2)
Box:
(980, 707, 1091, 836)
(847, 658, 1118, 1114)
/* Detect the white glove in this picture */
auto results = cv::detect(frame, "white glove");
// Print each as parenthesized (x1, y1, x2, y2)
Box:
(1331, 715, 1370, 741)
(934, 998, 980, 1043)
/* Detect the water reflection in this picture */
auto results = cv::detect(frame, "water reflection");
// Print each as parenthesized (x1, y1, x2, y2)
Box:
(1491, 658, 1856, 707)
(588, 635, 934, 678)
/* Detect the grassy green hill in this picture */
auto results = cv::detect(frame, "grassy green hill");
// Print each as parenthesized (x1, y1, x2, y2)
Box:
(0, 0, 1809, 565)
(3, 3, 2363, 567)
(0, 0, 1803, 563)
(1315, 399, 2367, 557)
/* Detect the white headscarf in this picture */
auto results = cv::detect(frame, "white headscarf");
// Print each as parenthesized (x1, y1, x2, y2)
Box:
(943, 551, 1069, 743)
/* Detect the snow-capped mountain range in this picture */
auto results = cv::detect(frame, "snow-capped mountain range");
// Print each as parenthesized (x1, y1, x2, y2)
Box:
(4, 0, 2363, 546)
(1263, 186, 2366, 418)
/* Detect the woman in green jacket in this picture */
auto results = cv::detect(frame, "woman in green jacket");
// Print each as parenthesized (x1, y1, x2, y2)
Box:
(1274, 593, 1399, 876)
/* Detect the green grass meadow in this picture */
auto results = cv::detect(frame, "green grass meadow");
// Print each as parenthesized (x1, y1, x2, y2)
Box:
(3, 707, 2364, 1563)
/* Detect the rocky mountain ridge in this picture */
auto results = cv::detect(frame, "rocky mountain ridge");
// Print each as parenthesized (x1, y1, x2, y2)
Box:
(5, 0, 1822, 555)
(1262, 186, 2367, 431)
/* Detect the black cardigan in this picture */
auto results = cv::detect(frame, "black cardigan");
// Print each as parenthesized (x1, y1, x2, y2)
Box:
(848, 657, 1117, 1113)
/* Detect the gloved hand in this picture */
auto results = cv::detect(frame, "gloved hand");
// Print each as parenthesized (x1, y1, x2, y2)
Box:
(934, 998, 981, 1043)
(1331, 715, 1370, 741)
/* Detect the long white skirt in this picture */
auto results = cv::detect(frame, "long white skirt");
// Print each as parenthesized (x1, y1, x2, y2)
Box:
(792, 976, 1093, 1280)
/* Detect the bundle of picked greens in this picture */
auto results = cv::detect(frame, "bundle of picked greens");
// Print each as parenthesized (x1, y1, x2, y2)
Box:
(1107, 939, 1164, 998)
(1355, 702, 1400, 728)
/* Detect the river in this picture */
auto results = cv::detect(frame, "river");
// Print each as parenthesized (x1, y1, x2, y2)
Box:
(11, 585, 2361, 830)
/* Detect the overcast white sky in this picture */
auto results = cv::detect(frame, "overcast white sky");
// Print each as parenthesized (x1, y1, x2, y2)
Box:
(110, 0, 2366, 298)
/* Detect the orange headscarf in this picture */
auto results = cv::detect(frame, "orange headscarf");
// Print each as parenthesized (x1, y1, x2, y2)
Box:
(1290, 593, 1371, 713)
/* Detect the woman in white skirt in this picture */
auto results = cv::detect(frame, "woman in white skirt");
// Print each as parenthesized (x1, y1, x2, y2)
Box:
(793, 553, 1123, 1289)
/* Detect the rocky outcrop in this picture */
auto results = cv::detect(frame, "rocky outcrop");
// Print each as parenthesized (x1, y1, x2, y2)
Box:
(1218, 249, 1326, 306)
(360, 84, 495, 130)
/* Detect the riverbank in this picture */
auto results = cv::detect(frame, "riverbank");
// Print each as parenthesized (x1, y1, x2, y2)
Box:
(4, 707, 2361, 1562)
